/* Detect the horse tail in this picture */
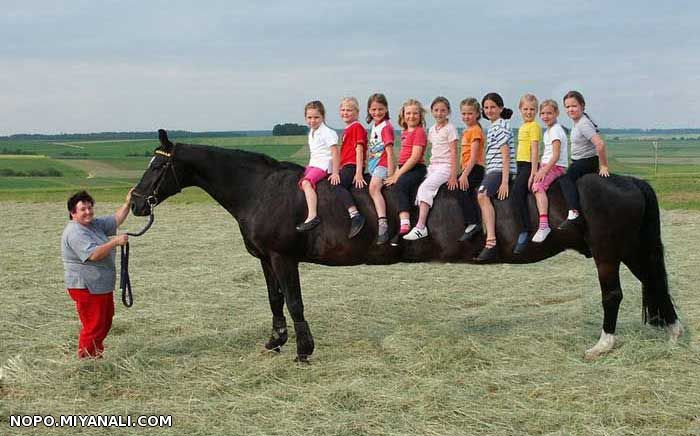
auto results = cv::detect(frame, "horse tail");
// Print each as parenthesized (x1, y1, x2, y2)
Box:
(634, 178, 676, 326)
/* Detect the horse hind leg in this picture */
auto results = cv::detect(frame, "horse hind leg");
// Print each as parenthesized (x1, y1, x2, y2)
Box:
(623, 255, 683, 343)
(261, 259, 288, 353)
(585, 260, 623, 360)
(628, 177, 682, 340)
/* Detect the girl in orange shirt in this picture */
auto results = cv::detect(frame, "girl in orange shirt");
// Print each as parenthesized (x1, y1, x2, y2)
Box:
(457, 98, 486, 241)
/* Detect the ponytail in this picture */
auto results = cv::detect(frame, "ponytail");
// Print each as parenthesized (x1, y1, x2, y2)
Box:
(481, 92, 513, 120)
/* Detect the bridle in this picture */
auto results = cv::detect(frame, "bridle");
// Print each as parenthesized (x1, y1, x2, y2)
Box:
(120, 146, 181, 307)
(131, 147, 182, 209)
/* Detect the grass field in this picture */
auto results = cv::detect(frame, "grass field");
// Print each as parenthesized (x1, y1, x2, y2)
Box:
(1, 202, 699, 435)
(0, 133, 698, 209)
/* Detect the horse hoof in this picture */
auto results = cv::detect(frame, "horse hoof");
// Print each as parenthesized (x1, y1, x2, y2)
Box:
(294, 354, 311, 364)
(584, 331, 616, 361)
(260, 342, 282, 355)
(584, 348, 607, 361)
(666, 321, 684, 344)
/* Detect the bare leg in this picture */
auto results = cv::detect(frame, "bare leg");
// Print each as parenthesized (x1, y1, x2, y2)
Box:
(478, 193, 496, 247)
(534, 190, 548, 217)
(369, 177, 386, 218)
(301, 181, 317, 222)
(416, 202, 430, 228)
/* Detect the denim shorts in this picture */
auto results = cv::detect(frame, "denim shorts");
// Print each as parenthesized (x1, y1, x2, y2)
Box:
(369, 165, 388, 179)
(478, 171, 514, 198)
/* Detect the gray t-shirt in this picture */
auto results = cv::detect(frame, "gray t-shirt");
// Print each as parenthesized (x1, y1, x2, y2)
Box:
(61, 215, 118, 294)
(570, 116, 598, 160)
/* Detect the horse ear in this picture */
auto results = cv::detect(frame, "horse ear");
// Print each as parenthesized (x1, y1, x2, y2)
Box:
(158, 129, 174, 150)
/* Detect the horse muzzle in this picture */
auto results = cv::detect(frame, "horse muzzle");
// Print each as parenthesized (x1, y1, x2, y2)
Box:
(130, 192, 156, 216)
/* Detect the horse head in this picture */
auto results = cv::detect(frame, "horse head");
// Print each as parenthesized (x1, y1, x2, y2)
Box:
(131, 129, 183, 216)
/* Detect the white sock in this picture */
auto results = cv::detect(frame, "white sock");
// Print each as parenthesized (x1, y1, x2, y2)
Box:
(400, 218, 410, 227)
(465, 224, 477, 233)
(567, 210, 580, 220)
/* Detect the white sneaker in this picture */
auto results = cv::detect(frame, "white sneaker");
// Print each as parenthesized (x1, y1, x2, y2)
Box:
(403, 226, 429, 240)
(532, 227, 551, 243)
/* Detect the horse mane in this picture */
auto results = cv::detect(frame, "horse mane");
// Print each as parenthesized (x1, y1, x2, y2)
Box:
(175, 142, 304, 172)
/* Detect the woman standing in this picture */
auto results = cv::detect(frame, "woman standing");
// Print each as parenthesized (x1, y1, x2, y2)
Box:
(61, 188, 132, 358)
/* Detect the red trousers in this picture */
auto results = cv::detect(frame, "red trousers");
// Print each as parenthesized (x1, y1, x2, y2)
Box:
(68, 289, 114, 358)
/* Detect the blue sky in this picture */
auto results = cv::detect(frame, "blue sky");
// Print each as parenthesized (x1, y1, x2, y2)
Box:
(1, 0, 698, 134)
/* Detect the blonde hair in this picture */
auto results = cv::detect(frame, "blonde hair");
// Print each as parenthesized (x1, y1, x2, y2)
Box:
(398, 98, 426, 130)
(340, 96, 360, 113)
(539, 99, 559, 114)
(304, 100, 326, 119)
(459, 97, 481, 121)
(519, 93, 539, 109)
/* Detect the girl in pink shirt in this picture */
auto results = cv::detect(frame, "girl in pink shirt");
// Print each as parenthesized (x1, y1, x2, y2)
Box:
(384, 99, 428, 246)
(403, 97, 459, 240)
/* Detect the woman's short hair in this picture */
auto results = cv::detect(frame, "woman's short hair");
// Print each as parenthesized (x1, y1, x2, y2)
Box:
(67, 190, 94, 219)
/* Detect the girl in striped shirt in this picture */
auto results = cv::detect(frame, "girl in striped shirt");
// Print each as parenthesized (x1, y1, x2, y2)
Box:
(475, 92, 516, 262)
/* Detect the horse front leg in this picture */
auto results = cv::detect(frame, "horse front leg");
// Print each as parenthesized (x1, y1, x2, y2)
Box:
(270, 253, 315, 363)
(585, 260, 623, 360)
(261, 259, 288, 353)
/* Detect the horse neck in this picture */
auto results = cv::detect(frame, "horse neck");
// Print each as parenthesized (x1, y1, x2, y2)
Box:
(178, 145, 274, 218)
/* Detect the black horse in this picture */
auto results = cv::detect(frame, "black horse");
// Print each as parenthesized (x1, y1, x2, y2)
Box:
(131, 130, 682, 362)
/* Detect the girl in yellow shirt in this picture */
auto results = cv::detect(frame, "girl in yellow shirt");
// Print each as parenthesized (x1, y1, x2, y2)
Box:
(512, 94, 542, 255)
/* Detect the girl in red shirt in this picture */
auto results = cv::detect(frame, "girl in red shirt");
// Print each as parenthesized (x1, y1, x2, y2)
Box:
(330, 97, 367, 238)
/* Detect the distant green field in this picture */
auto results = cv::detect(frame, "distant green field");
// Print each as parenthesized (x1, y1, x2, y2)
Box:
(0, 156, 85, 176)
(0, 134, 698, 209)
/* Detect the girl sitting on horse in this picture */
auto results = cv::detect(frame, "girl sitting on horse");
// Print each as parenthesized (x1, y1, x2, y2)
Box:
(457, 97, 486, 242)
(557, 90, 611, 230)
(295, 100, 339, 232)
(365, 93, 395, 245)
(511, 93, 542, 254)
(475, 92, 517, 262)
(384, 99, 428, 246)
(531, 99, 568, 242)
(403, 96, 459, 241)
(331, 97, 368, 238)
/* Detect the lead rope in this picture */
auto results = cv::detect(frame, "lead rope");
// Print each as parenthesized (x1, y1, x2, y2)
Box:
(120, 213, 155, 307)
